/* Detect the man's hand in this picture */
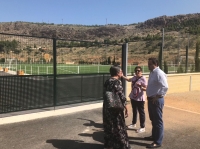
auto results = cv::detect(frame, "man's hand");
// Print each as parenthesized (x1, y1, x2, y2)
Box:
(152, 97, 158, 104)
(152, 95, 162, 104)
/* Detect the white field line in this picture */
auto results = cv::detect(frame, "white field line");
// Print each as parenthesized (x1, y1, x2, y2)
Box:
(57, 67, 77, 74)
(165, 105, 200, 115)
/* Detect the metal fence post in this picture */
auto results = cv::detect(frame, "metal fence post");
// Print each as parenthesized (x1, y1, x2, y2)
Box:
(122, 43, 128, 97)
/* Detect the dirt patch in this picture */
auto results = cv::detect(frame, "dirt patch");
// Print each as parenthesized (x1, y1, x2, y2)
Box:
(165, 91, 200, 113)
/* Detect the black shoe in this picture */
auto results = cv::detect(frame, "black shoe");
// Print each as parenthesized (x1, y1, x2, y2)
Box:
(144, 136, 154, 141)
(146, 143, 161, 148)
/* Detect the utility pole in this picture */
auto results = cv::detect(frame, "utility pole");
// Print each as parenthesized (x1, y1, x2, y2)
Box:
(160, 28, 164, 70)
(185, 33, 189, 73)
(185, 45, 188, 73)
(187, 33, 190, 49)
(178, 32, 180, 65)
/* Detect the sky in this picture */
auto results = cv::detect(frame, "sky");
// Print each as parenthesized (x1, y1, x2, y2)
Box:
(1, 0, 200, 25)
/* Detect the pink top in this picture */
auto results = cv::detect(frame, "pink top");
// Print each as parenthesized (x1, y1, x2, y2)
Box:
(129, 76, 147, 101)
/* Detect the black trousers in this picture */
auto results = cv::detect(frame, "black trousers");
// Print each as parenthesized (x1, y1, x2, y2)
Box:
(130, 99, 145, 128)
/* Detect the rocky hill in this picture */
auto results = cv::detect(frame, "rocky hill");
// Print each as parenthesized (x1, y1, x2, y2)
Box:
(0, 13, 200, 65)
(139, 13, 200, 29)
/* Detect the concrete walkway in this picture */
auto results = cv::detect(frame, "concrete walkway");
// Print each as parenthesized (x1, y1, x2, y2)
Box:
(0, 101, 103, 125)
(0, 101, 200, 149)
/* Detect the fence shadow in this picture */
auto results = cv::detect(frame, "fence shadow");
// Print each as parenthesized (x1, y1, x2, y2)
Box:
(47, 118, 104, 149)
(77, 118, 103, 128)
(77, 118, 149, 147)
(78, 118, 104, 144)
(46, 139, 103, 149)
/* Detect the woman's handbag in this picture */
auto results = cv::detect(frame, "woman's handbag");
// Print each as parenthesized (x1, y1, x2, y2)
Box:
(105, 91, 124, 110)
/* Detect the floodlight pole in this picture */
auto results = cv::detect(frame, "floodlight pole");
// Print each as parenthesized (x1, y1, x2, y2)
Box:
(161, 28, 164, 69)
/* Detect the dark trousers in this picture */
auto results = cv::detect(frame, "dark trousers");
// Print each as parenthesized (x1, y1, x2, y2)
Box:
(130, 99, 145, 128)
(148, 97, 164, 145)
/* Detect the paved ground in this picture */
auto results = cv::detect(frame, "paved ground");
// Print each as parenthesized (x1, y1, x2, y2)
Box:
(165, 91, 200, 113)
(0, 97, 200, 149)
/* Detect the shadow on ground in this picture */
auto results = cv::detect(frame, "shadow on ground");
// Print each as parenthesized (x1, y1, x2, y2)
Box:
(47, 118, 150, 149)
(46, 139, 103, 149)
(47, 118, 104, 149)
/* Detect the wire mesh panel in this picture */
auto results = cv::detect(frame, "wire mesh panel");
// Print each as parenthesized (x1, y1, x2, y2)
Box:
(81, 74, 109, 101)
(0, 33, 123, 114)
(0, 75, 54, 113)
(56, 74, 110, 105)
(0, 33, 53, 75)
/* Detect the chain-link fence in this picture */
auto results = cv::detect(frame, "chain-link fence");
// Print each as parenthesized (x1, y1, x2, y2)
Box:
(0, 33, 122, 113)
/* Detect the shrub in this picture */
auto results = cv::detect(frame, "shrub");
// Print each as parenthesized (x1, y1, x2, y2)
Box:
(164, 61, 168, 74)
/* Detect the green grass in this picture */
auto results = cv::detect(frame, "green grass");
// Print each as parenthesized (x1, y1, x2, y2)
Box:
(0, 63, 195, 75)
(1, 63, 112, 75)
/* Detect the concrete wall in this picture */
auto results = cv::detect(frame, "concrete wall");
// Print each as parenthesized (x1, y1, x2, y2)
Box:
(125, 73, 200, 99)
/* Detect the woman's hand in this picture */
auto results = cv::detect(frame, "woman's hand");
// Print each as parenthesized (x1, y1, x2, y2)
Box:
(136, 82, 142, 87)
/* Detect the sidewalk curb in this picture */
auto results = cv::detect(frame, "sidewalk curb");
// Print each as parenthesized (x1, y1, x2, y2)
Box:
(0, 102, 103, 125)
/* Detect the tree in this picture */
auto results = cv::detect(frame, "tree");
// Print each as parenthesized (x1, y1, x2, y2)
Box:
(177, 65, 184, 73)
(112, 56, 116, 64)
(124, 38, 129, 43)
(164, 61, 168, 74)
(107, 56, 111, 64)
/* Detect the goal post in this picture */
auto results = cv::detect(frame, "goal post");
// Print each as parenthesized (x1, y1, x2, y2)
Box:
(4, 58, 18, 71)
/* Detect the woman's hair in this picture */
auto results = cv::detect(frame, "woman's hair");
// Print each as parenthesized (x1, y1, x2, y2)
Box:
(134, 66, 142, 72)
(148, 58, 159, 66)
(110, 65, 121, 77)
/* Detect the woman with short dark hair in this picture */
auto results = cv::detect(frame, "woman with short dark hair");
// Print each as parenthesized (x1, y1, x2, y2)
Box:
(122, 66, 147, 133)
(103, 65, 132, 149)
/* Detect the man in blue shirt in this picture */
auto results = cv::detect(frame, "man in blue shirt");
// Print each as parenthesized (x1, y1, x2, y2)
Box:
(145, 58, 168, 148)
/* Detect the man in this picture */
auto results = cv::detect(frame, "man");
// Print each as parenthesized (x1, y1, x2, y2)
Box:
(145, 58, 168, 148)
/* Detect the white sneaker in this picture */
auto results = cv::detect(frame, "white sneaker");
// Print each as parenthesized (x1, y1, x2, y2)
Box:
(136, 128, 145, 133)
(127, 124, 136, 128)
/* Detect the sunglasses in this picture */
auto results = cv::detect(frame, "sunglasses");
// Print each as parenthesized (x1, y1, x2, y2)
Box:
(135, 70, 141, 72)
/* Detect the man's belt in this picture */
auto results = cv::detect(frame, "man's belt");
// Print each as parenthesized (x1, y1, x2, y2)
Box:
(147, 96, 163, 100)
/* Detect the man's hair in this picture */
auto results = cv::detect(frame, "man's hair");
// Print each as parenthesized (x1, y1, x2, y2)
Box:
(148, 58, 159, 66)
(134, 66, 142, 72)
(110, 65, 121, 77)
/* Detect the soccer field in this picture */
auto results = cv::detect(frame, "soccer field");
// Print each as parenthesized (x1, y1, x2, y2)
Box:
(0, 63, 112, 75)
(0, 63, 193, 75)
(0, 63, 144, 75)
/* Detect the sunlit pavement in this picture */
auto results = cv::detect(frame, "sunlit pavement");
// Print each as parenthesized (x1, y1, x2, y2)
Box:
(0, 102, 200, 149)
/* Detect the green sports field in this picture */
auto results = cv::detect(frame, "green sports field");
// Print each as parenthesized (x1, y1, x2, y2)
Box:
(0, 63, 194, 75)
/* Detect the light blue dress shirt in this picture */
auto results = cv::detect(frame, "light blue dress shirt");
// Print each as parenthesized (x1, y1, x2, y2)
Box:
(146, 67, 168, 97)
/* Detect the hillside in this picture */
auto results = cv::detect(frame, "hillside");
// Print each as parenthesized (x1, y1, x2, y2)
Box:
(0, 13, 200, 65)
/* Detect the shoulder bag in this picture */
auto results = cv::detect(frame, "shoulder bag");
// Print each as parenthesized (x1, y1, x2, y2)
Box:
(131, 76, 142, 98)
(105, 91, 124, 110)
(104, 79, 124, 110)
